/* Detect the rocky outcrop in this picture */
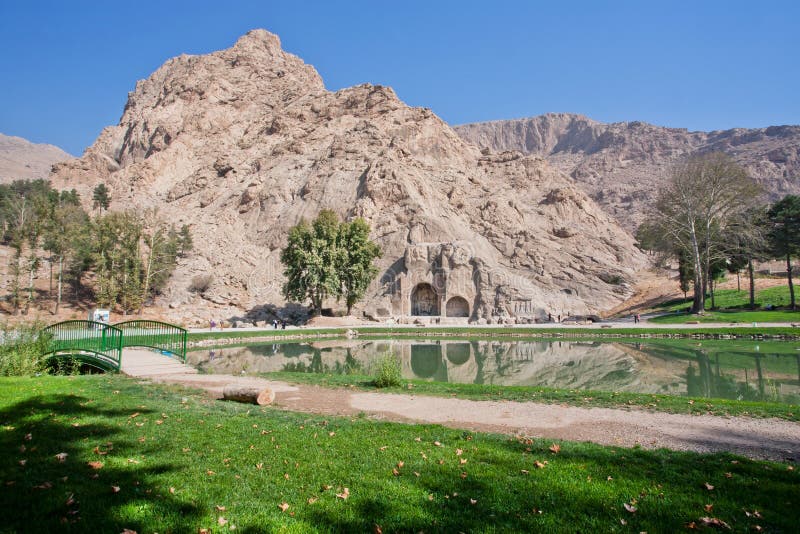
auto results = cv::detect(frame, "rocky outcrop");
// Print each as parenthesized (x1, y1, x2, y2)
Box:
(50, 30, 647, 324)
(454, 113, 800, 230)
(0, 133, 73, 183)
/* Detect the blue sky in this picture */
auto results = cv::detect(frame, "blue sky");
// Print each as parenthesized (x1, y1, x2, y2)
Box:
(1, 0, 798, 156)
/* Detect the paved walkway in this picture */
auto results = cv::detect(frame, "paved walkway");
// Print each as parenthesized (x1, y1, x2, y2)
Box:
(120, 348, 298, 398)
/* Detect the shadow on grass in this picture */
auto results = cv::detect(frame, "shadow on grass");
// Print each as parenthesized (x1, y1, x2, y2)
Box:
(0, 394, 200, 533)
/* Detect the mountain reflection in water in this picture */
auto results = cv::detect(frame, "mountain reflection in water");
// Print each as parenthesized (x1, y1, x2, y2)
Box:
(187, 339, 800, 403)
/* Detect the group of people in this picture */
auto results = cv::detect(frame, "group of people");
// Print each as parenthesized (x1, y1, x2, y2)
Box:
(272, 319, 287, 330)
(209, 319, 225, 331)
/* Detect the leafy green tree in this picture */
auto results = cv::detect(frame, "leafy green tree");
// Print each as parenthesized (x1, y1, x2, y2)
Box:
(766, 195, 800, 310)
(91, 212, 143, 312)
(92, 183, 111, 213)
(139, 213, 181, 313)
(176, 224, 193, 258)
(338, 217, 382, 315)
(281, 210, 343, 316)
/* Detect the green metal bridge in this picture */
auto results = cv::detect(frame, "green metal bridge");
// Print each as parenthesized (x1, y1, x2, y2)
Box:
(42, 319, 188, 372)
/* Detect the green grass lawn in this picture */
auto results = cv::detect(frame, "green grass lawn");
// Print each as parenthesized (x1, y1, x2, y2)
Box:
(0, 376, 797, 533)
(651, 286, 800, 325)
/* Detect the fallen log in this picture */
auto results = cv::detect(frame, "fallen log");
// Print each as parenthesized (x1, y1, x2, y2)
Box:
(222, 385, 275, 405)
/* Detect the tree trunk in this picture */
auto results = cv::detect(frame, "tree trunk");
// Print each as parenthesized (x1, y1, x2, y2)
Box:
(690, 222, 705, 313)
(736, 271, 740, 292)
(222, 385, 275, 405)
(787, 254, 796, 310)
(748, 258, 756, 309)
(55, 255, 63, 315)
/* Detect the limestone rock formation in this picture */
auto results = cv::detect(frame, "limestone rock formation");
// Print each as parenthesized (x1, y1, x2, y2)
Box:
(50, 30, 647, 323)
(0, 133, 73, 183)
(454, 113, 800, 230)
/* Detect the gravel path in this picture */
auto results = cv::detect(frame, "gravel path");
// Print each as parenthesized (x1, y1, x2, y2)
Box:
(122, 349, 800, 462)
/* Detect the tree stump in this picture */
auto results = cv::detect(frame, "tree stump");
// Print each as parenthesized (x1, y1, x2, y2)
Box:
(222, 385, 275, 405)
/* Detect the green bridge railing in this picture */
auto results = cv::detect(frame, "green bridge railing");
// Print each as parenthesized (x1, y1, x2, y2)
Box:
(42, 320, 123, 371)
(115, 319, 187, 362)
(41, 319, 188, 371)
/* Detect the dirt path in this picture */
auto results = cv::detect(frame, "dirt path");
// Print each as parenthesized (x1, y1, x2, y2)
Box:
(121, 349, 800, 463)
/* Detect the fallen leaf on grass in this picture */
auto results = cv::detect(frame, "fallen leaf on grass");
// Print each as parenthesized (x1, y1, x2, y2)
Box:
(460, 472, 467, 479)
(215, 505, 226, 511)
(169, 487, 175, 494)
(307, 497, 318, 504)
(336, 487, 350, 499)
(65, 494, 76, 507)
(460, 458, 468, 465)
(278, 502, 289, 512)
(129, 413, 140, 419)
(704, 504, 714, 512)
(392, 468, 400, 476)
(121, 529, 137, 534)
(379, 446, 387, 451)
(549, 443, 561, 454)
(704, 482, 715, 491)
(414, 437, 421, 442)
(206, 470, 215, 476)
(724, 472, 733, 478)
(87, 461, 104, 470)
(111, 486, 120, 493)
(256, 463, 263, 470)
(455, 449, 463, 456)
(34, 481, 53, 490)
(623, 503, 637, 513)
(321, 484, 332, 491)
(24, 433, 32, 441)
(18, 459, 26, 466)
(55, 452, 68, 463)
(396, 461, 404, 468)
(534, 461, 546, 469)
(433, 441, 442, 447)
(699, 517, 731, 530)
(218, 517, 228, 526)
(520, 469, 529, 475)
(284, 473, 290, 480)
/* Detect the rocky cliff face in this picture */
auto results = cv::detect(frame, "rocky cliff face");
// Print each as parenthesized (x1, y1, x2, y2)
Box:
(0, 133, 73, 183)
(50, 30, 647, 324)
(454, 114, 800, 230)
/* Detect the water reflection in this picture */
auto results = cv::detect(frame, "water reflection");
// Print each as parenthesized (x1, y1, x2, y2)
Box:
(186, 339, 800, 403)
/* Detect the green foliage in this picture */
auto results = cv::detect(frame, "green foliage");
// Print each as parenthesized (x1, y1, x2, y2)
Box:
(338, 217, 382, 314)
(766, 194, 800, 309)
(372, 352, 402, 388)
(281, 210, 381, 315)
(92, 183, 111, 212)
(0, 323, 50, 376)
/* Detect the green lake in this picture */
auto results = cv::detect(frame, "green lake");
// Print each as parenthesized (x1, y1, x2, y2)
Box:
(187, 338, 800, 404)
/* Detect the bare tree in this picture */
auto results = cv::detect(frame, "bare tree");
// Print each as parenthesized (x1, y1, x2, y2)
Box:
(644, 153, 763, 313)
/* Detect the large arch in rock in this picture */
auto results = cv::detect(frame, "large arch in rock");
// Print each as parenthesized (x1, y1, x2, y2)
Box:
(445, 296, 470, 318)
(411, 283, 439, 316)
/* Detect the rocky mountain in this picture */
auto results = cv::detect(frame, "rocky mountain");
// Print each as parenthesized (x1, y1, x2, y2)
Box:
(454, 114, 800, 230)
(50, 30, 647, 325)
(0, 133, 73, 183)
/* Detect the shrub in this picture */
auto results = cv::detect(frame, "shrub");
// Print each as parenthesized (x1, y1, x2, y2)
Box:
(372, 352, 402, 388)
(0, 323, 51, 376)
(189, 274, 214, 293)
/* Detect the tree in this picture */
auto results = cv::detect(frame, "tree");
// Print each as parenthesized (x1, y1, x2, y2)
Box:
(139, 213, 181, 313)
(766, 195, 800, 310)
(641, 153, 762, 313)
(281, 210, 343, 316)
(176, 224, 193, 258)
(92, 183, 111, 213)
(337, 217, 382, 315)
(281, 210, 381, 316)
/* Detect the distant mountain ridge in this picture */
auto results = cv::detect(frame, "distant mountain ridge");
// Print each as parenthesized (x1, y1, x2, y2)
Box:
(454, 113, 800, 230)
(0, 133, 73, 183)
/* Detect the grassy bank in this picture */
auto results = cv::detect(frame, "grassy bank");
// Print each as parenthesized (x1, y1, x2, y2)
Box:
(651, 286, 800, 325)
(187, 325, 800, 345)
(263, 371, 800, 422)
(0, 376, 797, 533)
